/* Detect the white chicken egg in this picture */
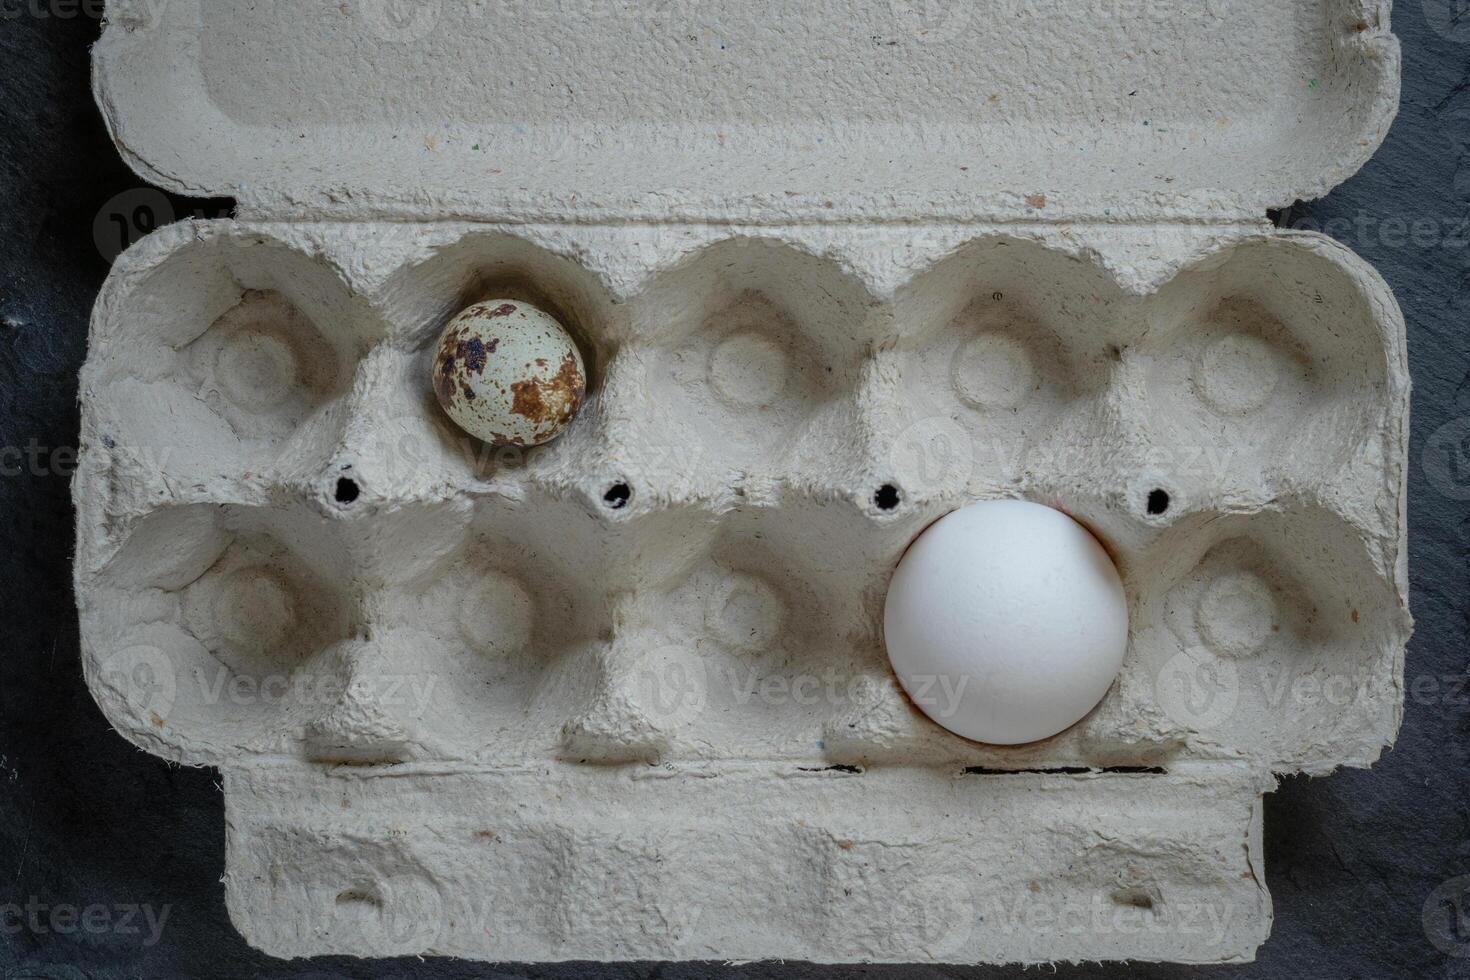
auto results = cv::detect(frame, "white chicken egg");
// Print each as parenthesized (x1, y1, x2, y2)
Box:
(433, 299, 587, 447)
(883, 499, 1128, 745)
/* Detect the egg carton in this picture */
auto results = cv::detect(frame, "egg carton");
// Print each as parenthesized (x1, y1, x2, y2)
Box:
(76, 0, 1409, 966)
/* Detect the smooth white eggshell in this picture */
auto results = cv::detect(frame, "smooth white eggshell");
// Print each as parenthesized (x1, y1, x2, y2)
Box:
(883, 499, 1129, 745)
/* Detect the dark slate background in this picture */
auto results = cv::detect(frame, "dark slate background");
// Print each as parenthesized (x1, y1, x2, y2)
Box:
(2, 4, 1468, 979)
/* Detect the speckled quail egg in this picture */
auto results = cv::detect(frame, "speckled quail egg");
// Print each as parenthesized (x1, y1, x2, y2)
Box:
(432, 300, 587, 447)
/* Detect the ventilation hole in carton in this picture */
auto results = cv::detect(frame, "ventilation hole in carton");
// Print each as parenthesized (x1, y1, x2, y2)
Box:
(1146, 489, 1171, 517)
(1110, 888, 1155, 911)
(875, 485, 902, 512)
(335, 887, 382, 908)
(334, 478, 361, 505)
(603, 483, 631, 510)
(797, 764, 863, 774)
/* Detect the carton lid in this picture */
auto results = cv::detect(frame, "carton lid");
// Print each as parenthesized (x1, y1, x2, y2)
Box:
(93, 0, 1399, 223)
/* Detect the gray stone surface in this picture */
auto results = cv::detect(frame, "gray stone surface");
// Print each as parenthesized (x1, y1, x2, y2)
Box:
(1, 3, 1467, 978)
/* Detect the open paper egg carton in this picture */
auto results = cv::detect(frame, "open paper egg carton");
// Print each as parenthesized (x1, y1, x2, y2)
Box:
(75, 0, 1410, 965)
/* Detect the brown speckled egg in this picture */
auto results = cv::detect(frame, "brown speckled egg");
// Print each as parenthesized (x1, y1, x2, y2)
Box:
(432, 300, 587, 447)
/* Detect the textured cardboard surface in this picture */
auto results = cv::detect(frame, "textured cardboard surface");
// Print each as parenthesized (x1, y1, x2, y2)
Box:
(2, 2, 1466, 978)
(91, 0, 1399, 223)
(222, 764, 1272, 964)
(71, 0, 1415, 966)
(92, 0, 1400, 223)
(72, 221, 1411, 962)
